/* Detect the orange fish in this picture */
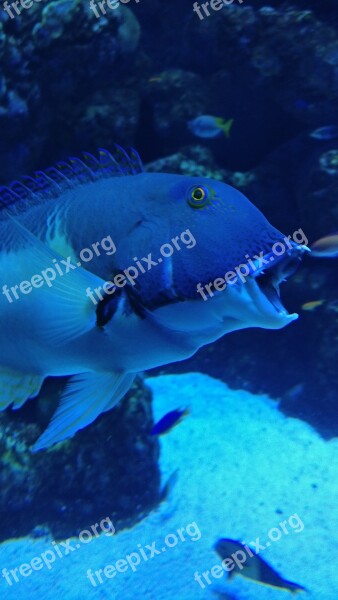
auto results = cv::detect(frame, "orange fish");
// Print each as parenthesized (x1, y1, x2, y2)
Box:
(310, 234, 338, 257)
(301, 300, 325, 312)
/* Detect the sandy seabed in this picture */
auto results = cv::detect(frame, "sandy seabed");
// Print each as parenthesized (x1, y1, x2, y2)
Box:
(0, 373, 337, 600)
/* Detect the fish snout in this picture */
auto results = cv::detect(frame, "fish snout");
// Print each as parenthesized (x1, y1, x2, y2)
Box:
(246, 242, 309, 327)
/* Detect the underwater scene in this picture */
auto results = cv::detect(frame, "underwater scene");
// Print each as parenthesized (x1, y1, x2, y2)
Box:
(1, 0, 338, 598)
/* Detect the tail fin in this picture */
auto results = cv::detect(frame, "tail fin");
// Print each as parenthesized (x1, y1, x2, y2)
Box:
(217, 118, 234, 138)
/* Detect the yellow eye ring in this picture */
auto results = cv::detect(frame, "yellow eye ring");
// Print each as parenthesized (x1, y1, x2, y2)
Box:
(187, 185, 210, 209)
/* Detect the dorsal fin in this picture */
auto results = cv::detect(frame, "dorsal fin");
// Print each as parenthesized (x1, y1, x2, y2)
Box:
(0, 145, 144, 217)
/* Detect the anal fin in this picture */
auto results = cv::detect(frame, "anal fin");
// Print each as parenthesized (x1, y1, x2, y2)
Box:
(32, 371, 135, 452)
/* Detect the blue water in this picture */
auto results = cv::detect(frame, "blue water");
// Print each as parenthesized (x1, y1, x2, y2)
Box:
(1, 1, 338, 599)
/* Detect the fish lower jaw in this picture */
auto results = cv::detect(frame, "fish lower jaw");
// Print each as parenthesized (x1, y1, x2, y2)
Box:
(245, 277, 299, 329)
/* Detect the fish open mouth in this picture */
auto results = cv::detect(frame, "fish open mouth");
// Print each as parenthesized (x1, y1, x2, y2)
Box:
(245, 243, 309, 326)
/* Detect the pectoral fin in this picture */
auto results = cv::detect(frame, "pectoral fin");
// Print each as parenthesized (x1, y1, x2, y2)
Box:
(3, 215, 105, 345)
(32, 371, 135, 452)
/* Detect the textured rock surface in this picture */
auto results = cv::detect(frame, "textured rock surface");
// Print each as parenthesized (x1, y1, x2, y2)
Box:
(0, 0, 142, 179)
(0, 377, 160, 542)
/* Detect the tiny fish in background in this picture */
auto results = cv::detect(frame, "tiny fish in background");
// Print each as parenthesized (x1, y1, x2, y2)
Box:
(188, 115, 234, 139)
(310, 234, 338, 257)
(309, 125, 338, 140)
(301, 299, 325, 312)
(294, 98, 312, 111)
(151, 407, 189, 436)
(214, 538, 306, 594)
(327, 299, 338, 313)
(283, 382, 305, 403)
(159, 469, 179, 503)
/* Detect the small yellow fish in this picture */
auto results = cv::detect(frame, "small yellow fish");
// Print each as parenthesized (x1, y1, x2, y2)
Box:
(301, 300, 325, 312)
(310, 234, 338, 257)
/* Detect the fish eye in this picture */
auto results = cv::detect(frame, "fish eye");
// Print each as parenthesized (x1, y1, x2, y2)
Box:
(187, 185, 210, 209)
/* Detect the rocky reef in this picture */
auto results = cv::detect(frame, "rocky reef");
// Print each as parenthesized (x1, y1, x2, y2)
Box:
(0, 377, 160, 542)
(2, 2, 338, 172)
(0, 0, 143, 179)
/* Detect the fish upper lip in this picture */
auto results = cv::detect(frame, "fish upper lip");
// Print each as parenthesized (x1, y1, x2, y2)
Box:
(250, 243, 310, 280)
(248, 243, 309, 318)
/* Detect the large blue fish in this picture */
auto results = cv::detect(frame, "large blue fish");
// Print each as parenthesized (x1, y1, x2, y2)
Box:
(0, 146, 306, 451)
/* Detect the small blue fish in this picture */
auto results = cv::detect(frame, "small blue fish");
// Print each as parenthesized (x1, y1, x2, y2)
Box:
(294, 99, 311, 110)
(188, 115, 234, 139)
(309, 125, 338, 140)
(151, 408, 189, 436)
